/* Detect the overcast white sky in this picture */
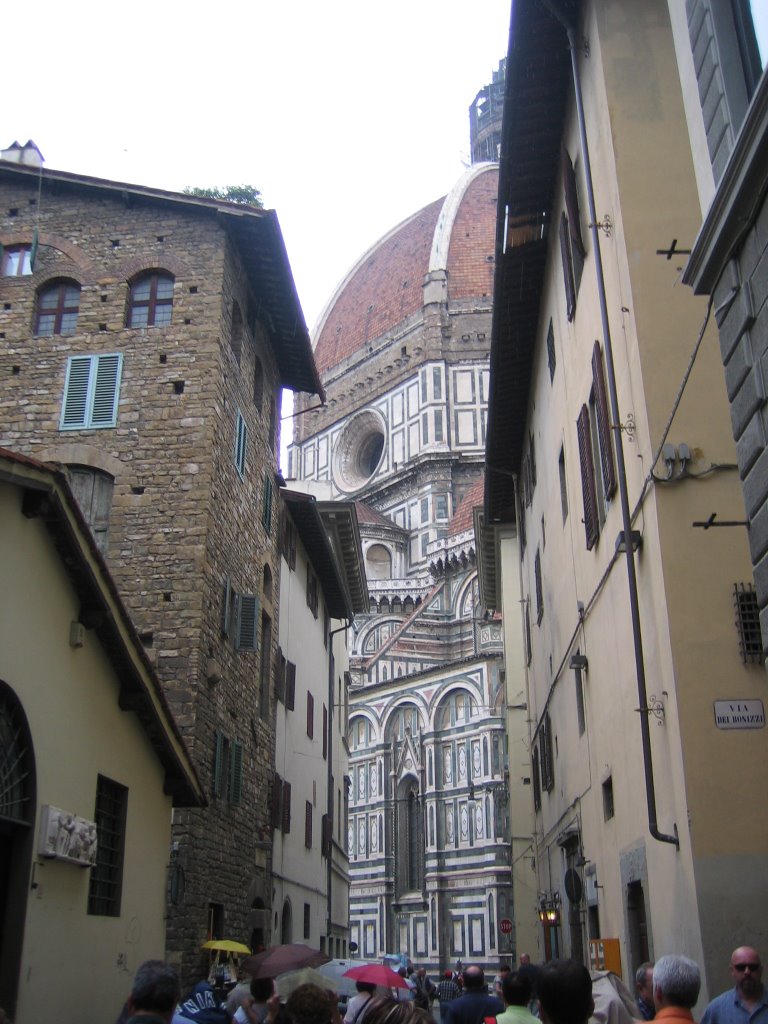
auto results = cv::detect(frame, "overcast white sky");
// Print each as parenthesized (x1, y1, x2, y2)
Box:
(5, 0, 511, 332)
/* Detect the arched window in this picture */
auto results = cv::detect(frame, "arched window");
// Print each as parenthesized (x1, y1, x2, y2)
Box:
(128, 272, 174, 328)
(1, 245, 32, 277)
(263, 564, 273, 604)
(231, 302, 244, 364)
(436, 689, 477, 730)
(36, 280, 80, 335)
(366, 544, 392, 581)
(386, 703, 420, 741)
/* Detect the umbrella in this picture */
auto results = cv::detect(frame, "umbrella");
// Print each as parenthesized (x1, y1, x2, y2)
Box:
(276, 968, 338, 1000)
(241, 944, 330, 979)
(343, 964, 409, 989)
(202, 940, 252, 954)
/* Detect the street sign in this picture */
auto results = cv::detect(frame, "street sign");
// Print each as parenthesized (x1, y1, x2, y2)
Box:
(500, 918, 513, 934)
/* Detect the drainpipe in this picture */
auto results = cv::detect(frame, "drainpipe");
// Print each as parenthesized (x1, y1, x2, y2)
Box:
(326, 619, 352, 951)
(541, 1, 678, 849)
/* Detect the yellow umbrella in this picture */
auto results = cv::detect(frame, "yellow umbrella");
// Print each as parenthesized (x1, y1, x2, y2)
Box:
(202, 940, 252, 954)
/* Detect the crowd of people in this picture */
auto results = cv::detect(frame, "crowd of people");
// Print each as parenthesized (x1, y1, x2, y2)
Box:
(93, 944, 765, 1024)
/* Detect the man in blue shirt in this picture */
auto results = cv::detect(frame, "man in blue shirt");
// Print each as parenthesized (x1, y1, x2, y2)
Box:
(702, 947, 768, 1024)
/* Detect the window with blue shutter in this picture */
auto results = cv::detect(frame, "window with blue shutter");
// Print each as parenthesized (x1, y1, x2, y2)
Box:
(60, 354, 122, 430)
(236, 594, 259, 651)
(229, 741, 243, 805)
(235, 411, 247, 479)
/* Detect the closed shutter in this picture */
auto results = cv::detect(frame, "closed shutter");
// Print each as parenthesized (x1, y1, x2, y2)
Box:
(305, 801, 313, 849)
(532, 747, 541, 811)
(272, 774, 283, 828)
(562, 145, 585, 257)
(91, 354, 122, 426)
(285, 662, 296, 711)
(282, 780, 292, 834)
(221, 577, 232, 637)
(322, 705, 328, 760)
(591, 342, 616, 498)
(276, 648, 286, 703)
(213, 731, 226, 799)
(559, 213, 576, 321)
(61, 356, 93, 428)
(307, 692, 314, 739)
(229, 741, 243, 805)
(235, 412, 247, 477)
(534, 549, 543, 624)
(577, 404, 599, 550)
(236, 594, 259, 651)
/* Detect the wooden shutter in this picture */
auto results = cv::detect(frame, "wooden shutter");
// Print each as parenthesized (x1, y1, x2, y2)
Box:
(577, 404, 599, 550)
(591, 341, 616, 498)
(532, 747, 541, 811)
(543, 714, 554, 791)
(562, 145, 585, 256)
(213, 731, 226, 799)
(262, 474, 273, 531)
(236, 594, 259, 651)
(559, 213, 576, 321)
(282, 780, 292, 834)
(534, 549, 544, 624)
(307, 692, 314, 739)
(272, 774, 283, 828)
(91, 354, 122, 426)
(322, 705, 328, 760)
(229, 741, 243, 805)
(286, 661, 296, 711)
(61, 356, 93, 428)
(221, 577, 232, 637)
(305, 801, 313, 849)
(276, 647, 286, 703)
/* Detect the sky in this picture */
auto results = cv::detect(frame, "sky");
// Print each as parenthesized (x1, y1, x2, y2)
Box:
(4, 0, 511, 333)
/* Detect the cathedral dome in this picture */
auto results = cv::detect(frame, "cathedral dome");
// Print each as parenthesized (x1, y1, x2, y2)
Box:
(312, 163, 499, 375)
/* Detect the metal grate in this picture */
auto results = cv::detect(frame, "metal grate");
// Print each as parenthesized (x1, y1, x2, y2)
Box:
(0, 687, 32, 825)
(734, 583, 763, 663)
(88, 775, 127, 916)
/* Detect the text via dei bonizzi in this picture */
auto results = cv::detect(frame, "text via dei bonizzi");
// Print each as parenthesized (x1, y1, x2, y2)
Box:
(713, 699, 765, 729)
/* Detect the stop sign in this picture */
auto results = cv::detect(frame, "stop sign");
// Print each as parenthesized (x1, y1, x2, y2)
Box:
(500, 918, 513, 934)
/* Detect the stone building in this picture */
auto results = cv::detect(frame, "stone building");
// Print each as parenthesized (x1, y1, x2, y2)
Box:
(0, 146, 323, 984)
(483, 0, 767, 998)
(287, 66, 537, 964)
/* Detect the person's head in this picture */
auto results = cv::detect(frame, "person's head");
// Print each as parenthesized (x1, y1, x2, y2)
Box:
(251, 978, 275, 1003)
(652, 956, 700, 1010)
(462, 966, 486, 992)
(502, 972, 533, 1009)
(284, 984, 335, 1024)
(730, 948, 763, 998)
(398, 968, 407, 978)
(129, 961, 181, 1022)
(537, 960, 593, 1024)
(444, 971, 453, 981)
(356, 982, 377, 995)
(635, 963, 654, 1005)
(519, 955, 531, 968)
(363, 997, 432, 1024)
(499, 966, 511, 979)
(417, 968, 426, 978)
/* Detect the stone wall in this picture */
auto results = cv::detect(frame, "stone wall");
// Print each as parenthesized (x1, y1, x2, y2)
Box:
(0, 174, 282, 984)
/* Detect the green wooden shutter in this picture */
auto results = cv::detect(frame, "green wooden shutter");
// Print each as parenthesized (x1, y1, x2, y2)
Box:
(91, 354, 122, 427)
(229, 741, 243, 805)
(236, 594, 259, 651)
(61, 356, 93, 428)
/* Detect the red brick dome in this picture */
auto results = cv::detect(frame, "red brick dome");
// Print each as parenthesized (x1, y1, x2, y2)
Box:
(312, 163, 498, 374)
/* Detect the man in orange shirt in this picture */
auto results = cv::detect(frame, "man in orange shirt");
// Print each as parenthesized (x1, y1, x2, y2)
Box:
(653, 956, 701, 1024)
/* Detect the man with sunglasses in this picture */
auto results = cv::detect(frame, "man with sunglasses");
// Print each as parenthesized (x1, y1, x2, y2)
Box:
(701, 948, 767, 1024)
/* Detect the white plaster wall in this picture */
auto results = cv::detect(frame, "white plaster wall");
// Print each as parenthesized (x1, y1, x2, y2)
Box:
(0, 483, 173, 1024)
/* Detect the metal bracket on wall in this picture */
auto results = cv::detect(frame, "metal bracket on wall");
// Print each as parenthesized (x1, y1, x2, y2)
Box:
(590, 214, 612, 237)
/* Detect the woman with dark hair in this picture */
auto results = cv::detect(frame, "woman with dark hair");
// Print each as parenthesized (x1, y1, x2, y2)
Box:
(344, 983, 378, 1024)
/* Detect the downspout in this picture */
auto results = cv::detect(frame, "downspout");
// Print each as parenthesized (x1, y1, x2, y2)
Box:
(541, 1, 678, 848)
(326, 619, 352, 950)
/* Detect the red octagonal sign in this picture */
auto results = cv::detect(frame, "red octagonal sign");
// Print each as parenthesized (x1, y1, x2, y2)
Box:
(500, 918, 513, 934)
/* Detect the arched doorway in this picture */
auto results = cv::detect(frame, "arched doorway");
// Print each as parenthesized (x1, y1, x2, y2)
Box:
(281, 898, 293, 943)
(0, 681, 36, 1016)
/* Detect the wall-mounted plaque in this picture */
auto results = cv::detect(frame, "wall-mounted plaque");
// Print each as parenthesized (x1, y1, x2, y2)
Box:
(39, 805, 98, 866)
(713, 699, 765, 729)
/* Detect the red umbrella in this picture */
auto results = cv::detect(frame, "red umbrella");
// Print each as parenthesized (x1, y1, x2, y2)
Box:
(241, 944, 330, 979)
(343, 964, 410, 989)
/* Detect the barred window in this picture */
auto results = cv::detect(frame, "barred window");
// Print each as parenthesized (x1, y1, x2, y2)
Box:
(734, 583, 763, 663)
(88, 775, 127, 916)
